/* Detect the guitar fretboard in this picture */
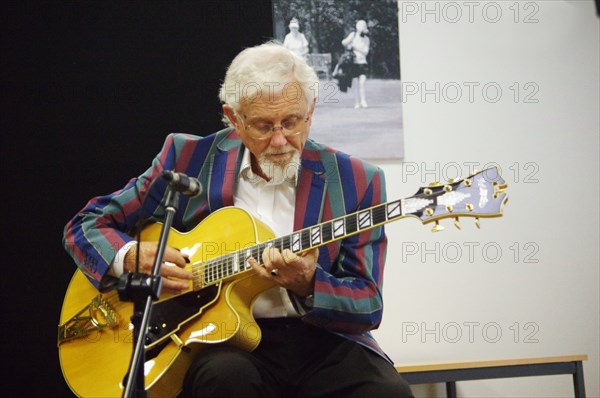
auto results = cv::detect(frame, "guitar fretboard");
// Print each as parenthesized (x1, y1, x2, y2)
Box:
(197, 198, 405, 286)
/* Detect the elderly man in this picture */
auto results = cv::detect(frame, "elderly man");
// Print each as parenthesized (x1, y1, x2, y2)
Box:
(63, 41, 413, 398)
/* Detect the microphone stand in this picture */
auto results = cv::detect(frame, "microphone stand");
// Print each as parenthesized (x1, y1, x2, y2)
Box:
(117, 185, 180, 398)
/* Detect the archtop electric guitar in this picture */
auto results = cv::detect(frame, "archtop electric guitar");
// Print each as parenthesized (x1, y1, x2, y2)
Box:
(58, 167, 508, 397)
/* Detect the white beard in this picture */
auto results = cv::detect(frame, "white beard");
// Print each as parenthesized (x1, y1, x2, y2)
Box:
(257, 146, 301, 185)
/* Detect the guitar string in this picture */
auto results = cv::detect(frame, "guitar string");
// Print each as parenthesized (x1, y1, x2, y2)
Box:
(186, 176, 496, 288)
(166, 180, 473, 286)
(189, 205, 390, 274)
(187, 205, 391, 286)
(188, 193, 482, 287)
(129, 178, 486, 288)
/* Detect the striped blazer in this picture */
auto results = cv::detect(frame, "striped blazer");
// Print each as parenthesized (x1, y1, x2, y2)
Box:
(63, 128, 390, 361)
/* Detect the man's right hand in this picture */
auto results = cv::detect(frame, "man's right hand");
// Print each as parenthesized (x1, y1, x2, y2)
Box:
(124, 242, 193, 294)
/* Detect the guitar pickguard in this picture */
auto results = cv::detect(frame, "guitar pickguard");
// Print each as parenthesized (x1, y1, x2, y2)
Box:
(144, 284, 220, 347)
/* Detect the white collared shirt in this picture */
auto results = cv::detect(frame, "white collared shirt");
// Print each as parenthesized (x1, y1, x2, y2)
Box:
(234, 147, 301, 318)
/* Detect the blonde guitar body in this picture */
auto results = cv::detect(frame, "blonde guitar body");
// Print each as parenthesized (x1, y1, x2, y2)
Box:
(59, 207, 277, 398)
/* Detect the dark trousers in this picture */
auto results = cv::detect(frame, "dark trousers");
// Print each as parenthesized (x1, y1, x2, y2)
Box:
(181, 317, 413, 398)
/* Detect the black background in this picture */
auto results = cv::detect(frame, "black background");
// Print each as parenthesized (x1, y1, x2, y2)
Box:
(1, 1, 273, 395)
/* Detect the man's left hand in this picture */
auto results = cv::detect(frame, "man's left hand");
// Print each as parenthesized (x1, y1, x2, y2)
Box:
(248, 248, 318, 297)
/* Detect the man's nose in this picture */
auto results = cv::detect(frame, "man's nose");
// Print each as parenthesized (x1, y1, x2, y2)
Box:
(269, 127, 288, 146)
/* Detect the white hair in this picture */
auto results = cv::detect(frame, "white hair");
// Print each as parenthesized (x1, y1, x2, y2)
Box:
(219, 41, 318, 127)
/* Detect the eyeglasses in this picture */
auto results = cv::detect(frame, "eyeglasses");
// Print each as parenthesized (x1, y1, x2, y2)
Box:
(237, 113, 309, 141)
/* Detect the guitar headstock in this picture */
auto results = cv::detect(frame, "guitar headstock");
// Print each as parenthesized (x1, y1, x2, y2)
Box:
(403, 167, 508, 231)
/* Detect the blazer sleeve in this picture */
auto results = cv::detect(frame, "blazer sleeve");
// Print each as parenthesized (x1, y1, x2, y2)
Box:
(301, 164, 388, 335)
(62, 133, 186, 291)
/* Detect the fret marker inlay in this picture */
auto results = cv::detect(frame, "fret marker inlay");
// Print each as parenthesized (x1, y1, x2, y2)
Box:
(333, 219, 345, 238)
(310, 226, 321, 246)
(358, 210, 372, 229)
(292, 233, 301, 252)
(387, 200, 402, 218)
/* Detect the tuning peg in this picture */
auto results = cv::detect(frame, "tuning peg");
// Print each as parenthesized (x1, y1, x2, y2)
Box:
(454, 217, 461, 230)
(493, 182, 508, 198)
(475, 217, 480, 229)
(432, 221, 445, 232)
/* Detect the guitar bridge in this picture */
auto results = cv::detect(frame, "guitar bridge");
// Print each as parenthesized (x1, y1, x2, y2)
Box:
(57, 295, 119, 345)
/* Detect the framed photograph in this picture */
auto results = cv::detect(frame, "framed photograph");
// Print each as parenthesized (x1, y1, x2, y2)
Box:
(272, 0, 404, 159)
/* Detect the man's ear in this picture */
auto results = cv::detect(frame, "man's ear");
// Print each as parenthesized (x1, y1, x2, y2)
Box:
(307, 97, 316, 125)
(222, 104, 239, 127)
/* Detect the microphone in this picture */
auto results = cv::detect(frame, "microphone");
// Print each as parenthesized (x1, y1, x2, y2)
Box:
(161, 170, 203, 197)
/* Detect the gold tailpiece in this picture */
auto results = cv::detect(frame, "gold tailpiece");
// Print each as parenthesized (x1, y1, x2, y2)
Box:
(57, 295, 119, 345)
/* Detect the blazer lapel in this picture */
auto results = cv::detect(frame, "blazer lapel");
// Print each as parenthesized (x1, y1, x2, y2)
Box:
(294, 142, 327, 230)
(208, 130, 244, 211)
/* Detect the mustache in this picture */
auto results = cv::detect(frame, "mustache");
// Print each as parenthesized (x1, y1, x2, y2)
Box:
(262, 144, 298, 156)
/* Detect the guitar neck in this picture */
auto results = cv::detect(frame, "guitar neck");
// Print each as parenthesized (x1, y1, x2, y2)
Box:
(197, 199, 404, 287)
(195, 166, 507, 288)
